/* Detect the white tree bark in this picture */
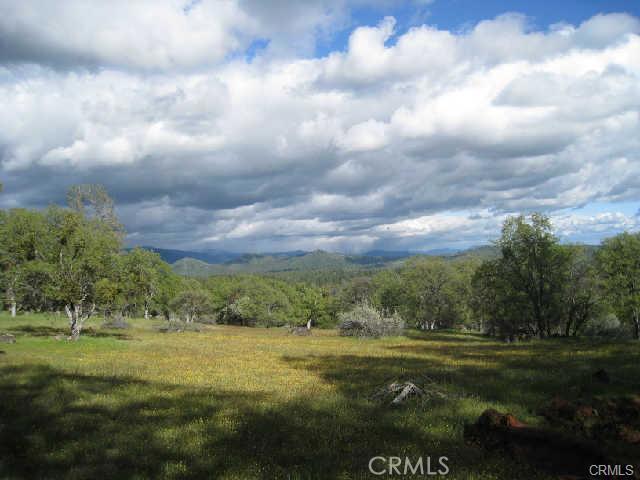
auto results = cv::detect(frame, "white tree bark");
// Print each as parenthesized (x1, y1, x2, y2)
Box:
(65, 302, 96, 340)
(7, 286, 16, 317)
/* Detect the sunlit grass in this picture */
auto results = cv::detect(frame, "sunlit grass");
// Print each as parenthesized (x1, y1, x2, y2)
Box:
(1, 313, 638, 479)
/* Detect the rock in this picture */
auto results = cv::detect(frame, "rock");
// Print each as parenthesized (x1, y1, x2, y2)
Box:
(540, 396, 576, 421)
(593, 369, 611, 384)
(575, 405, 596, 419)
(465, 409, 608, 477)
(618, 425, 640, 444)
(0, 333, 16, 344)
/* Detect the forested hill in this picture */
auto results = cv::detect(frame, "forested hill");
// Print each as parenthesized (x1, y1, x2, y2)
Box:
(167, 244, 598, 277)
(171, 250, 408, 277)
(131, 246, 243, 264)
(164, 247, 502, 277)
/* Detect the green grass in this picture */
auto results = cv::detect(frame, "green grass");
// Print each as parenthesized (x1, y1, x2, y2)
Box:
(0, 313, 638, 479)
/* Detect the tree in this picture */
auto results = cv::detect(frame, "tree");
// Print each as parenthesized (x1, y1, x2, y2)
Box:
(402, 257, 455, 330)
(155, 270, 182, 321)
(170, 279, 211, 323)
(561, 246, 599, 336)
(597, 232, 640, 339)
(371, 270, 404, 317)
(338, 276, 374, 311)
(67, 184, 123, 235)
(495, 213, 568, 337)
(450, 258, 482, 330)
(95, 276, 124, 320)
(122, 248, 168, 319)
(47, 190, 122, 340)
(0, 209, 50, 316)
(295, 284, 328, 329)
(471, 260, 501, 335)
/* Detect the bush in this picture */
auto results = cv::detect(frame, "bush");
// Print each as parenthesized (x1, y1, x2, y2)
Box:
(338, 303, 404, 338)
(583, 313, 630, 339)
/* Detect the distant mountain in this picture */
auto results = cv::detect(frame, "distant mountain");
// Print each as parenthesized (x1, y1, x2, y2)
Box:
(134, 246, 243, 264)
(165, 243, 604, 277)
(172, 250, 406, 277)
(450, 245, 500, 261)
(362, 250, 413, 259)
(423, 247, 461, 256)
(362, 248, 460, 258)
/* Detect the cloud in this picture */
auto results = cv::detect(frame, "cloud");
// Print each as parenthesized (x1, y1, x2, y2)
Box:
(0, 0, 372, 70)
(0, 8, 639, 251)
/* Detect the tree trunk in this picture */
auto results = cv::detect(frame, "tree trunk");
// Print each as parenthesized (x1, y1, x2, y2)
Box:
(144, 307, 149, 320)
(65, 303, 95, 340)
(8, 287, 16, 317)
(633, 310, 640, 340)
(564, 318, 572, 337)
(65, 304, 80, 340)
(306, 319, 312, 330)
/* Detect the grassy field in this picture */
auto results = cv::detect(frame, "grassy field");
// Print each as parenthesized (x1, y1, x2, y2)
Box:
(0, 313, 638, 479)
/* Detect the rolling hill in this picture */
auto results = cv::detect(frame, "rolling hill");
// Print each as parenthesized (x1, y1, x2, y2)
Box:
(171, 250, 407, 277)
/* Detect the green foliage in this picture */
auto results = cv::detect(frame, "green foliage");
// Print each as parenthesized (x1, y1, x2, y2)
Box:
(597, 232, 640, 339)
(0, 188, 636, 343)
(169, 281, 212, 323)
(561, 245, 600, 336)
(0, 208, 53, 314)
(204, 275, 334, 328)
(471, 215, 603, 339)
(472, 214, 571, 338)
(121, 247, 173, 318)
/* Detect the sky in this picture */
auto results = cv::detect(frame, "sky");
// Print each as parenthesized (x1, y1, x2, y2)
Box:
(0, 0, 639, 253)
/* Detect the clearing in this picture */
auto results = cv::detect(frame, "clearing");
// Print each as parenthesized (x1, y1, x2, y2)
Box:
(1, 314, 638, 479)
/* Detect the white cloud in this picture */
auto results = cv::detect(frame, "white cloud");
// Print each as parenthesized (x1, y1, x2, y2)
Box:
(0, 0, 254, 70)
(1, 9, 639, 251)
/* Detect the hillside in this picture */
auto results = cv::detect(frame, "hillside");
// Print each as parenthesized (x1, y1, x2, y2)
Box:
(134, 246, 243, 264)
(152, 243, 603, 278)
(171, 250, 407, 277)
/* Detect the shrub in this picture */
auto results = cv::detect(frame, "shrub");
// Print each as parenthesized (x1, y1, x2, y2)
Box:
(338, 303, 404, 338)
(583, 313, 630, 338)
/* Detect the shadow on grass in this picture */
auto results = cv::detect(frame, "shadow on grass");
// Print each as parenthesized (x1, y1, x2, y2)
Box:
(4, 333, 637, 479)
(281, 339, 640, 478)
(7, 324, 133, 340)
(0, 364, 500, 479)
(385, 336, 640, 402)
